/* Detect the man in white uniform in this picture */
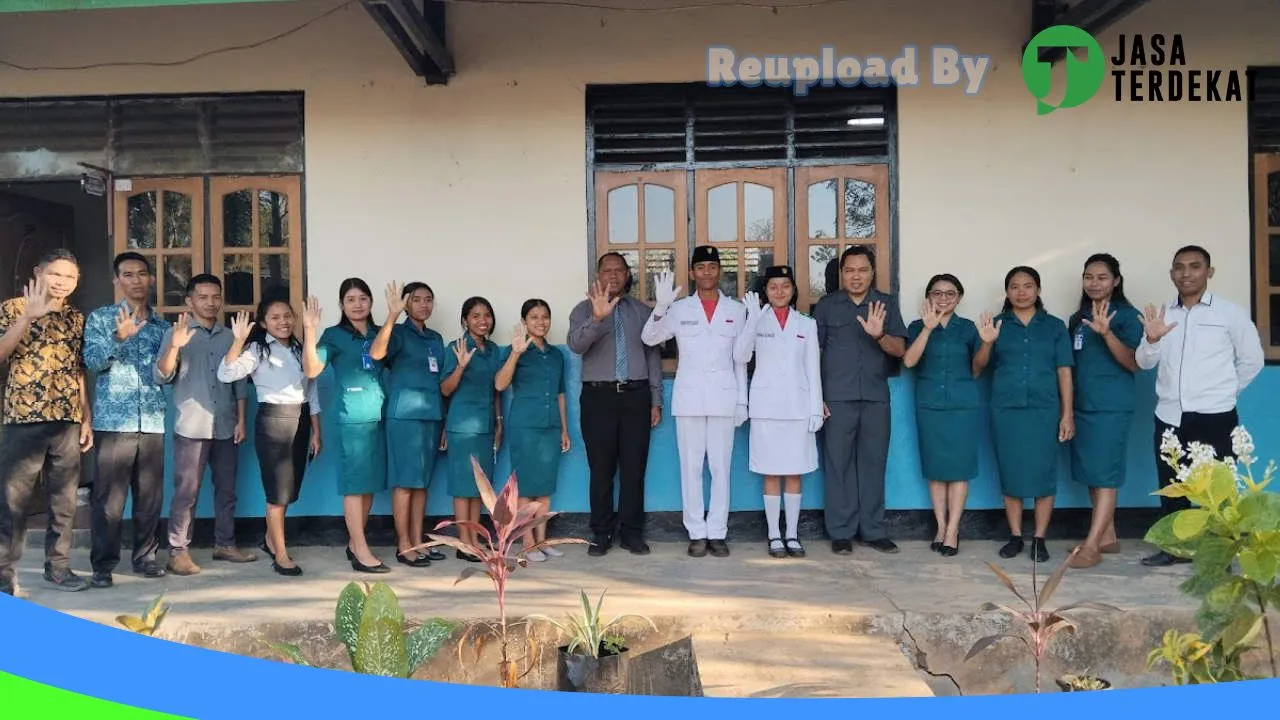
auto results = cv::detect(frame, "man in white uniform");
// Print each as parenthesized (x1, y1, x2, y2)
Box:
(643, 246, 748, 557)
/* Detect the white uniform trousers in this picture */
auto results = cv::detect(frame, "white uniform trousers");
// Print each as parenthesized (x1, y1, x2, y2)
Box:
(675, 415, 735, 540)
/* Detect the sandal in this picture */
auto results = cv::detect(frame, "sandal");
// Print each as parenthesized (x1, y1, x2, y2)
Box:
(768, 538, 787, 558)
(784, 538, 806, 558)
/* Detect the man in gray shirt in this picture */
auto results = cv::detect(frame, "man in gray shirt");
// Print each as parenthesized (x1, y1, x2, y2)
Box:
(814, 246, 907, 555)
(154, 275, 257, 574)
(568, 252, 663, 558)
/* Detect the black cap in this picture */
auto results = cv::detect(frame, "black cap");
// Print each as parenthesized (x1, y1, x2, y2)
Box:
(690, 245, 720, 268)
(763, 265, 794, 281)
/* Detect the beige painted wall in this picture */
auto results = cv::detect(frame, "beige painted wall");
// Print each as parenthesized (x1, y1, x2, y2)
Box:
(1, 0, 1276, 342)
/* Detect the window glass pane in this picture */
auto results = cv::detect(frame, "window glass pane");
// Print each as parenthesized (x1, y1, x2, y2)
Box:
(224, 253, 255, 306)
(127, 192, 157, 249)
(742, 246, 770, 295)
(844, 179, 876, 238)
(607, 186, 638, 244)
(258, 190, 289, 248)
(1268, 171, 1280, 227)
(1271, 234, 1280, 287)
(716, 247, 740, 296)
(162, 191, 192, 249)
(163, 255, 191, 309)
(744, 183, 774, 242)
(222, 190, 253, 248)
(1272, 294, 1280, 347)
(644, 249, 676, 302)
(643, 184, 675, 244)
(808, 180, 837, 240)
(260, 252, 290, 301)
(707, 183, 737, 242)
(809, 244, 838, 302)
(615, 249, 640, 299)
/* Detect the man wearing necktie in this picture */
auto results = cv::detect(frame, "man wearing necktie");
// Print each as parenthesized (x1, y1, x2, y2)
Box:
(568, 253, 663, 557)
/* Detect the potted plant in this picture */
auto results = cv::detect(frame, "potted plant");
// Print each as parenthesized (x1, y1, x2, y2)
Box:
(1055, 673, 1112, 691)
(530, 589, 656, 693)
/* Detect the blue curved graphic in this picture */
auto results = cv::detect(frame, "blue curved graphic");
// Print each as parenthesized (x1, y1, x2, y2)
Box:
(1, 593, 1278, 717)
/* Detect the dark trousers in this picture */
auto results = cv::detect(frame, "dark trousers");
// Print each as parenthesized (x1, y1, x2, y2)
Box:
(0, 422, 82, 580)
(580, 383, 651, 541)
(1153, 409, 1238, 516)
(91, 431, 165, 573)
(822, 400, 891, 542)
(168, 435, 239, 554)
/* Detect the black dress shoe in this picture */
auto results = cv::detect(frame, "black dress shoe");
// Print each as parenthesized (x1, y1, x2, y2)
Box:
(999, 536, 1024, 559)
(258, 540, 276, 561)
(688, 539, 709, 557)
(455, 549, 482, 563)
(397, 551, 431, 568)
(426, 548, 447, 561)
(273, 561, 303, 576)
(831, 539, 854, 554)
(620, 537, 650, 555)
(708, 540, 730, 557)
(587, 535, 611, 557)
(351, 557, 391, 574)
(1030, 537, 1049, 563)
(90, 572, 113, 589)
(133, 560, 167, 578)
(785, 538, 806, 558)
(930, 541, 943, 553)
(940, 544, 958, 557)
(861, 538, 899, 554)
(1141, 550, 1191, 567)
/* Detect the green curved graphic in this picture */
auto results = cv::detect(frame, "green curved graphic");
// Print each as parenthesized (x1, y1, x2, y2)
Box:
(0, 670, 193, 719)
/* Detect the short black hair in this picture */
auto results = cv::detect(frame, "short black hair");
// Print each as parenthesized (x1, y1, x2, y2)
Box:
(1173, 244, 1211, 266)
(113, 251, 151, 276)
(38, 248, 79, 268)
(186, 273, 222, 296)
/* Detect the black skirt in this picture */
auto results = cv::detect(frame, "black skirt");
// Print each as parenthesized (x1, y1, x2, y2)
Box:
(255, 402, 311, 506)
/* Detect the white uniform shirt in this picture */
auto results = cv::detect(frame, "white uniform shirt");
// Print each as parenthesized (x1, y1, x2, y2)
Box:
(734, 305, 823, 421)
(217, 335, 321, 415)
(1134, 291, 1263, 427)
(641, 291, 748, 418)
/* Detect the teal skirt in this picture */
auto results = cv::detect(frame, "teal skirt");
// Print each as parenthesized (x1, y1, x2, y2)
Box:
(387, 418, 442, 490)
(446, 431, 495, 498)
(509, 427, 562, 498)
(991, 408, 1060, 499)
(915, 406, 980, 481)
(337, 421, 388, 496)
(1070, 411, 1132, 489)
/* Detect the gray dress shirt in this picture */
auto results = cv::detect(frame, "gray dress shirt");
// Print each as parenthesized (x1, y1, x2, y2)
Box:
(154, 320, 248, 440)
(814, 289, 908, 403)
(567, 294, 663, 407)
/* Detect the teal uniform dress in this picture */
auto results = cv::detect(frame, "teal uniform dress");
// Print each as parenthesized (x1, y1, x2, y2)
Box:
(1068, 301, 1142, 489)
(906, 315, 981, 481)
(383, 321, 447, 490)
(987, 308, 1074, 499)
(441, 335, 508, 498)
(506, 342, 567, 498)
(317, 323, 388, 496)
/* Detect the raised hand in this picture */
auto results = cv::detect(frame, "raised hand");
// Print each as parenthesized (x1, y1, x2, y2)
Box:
(230, 310, 253, 342)
(857, 301, 887, 338)
(742, 291, 763, 323)
(453, 338, 476, 369)
(588, 280, 620, 322)
(654, 269, 682, 314)
(978, 311, 1002, 344)
(114, 305, 147, 342)
(919, 298, 941, 330)
(171, 312, 195, 349)
(1081, 299, 1115, 337)
(20, 277, 53, 320)
(1140, 303, 1177, 343)
(511, 322, 531, 354)
(384, 282, 406, 321)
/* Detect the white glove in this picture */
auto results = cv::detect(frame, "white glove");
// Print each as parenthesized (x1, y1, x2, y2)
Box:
(734, 404, 749, 427)
(654, 270, 680, 315)
(808, 414, 824, 433)
(742, 291, 763, 323)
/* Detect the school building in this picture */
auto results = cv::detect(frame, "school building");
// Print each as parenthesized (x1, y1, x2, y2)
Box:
(1, 0, 1277, 537)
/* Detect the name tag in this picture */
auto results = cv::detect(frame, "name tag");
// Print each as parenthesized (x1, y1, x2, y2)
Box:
(757, 332, 776, 338)
(1073, 332, 1084, 351)
(346, 387, 364, 393)
(680, 320, 698, 326)
(428, 355, 439, 373)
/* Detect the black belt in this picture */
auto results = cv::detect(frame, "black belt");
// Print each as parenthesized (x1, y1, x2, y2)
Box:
(583, 380, 647, 392)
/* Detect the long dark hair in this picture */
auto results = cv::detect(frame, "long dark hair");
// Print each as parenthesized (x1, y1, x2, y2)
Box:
(245, 291, 302, 364)
(337, 277, 377, 336)
(752, 273, 799, 309)
(460, 296, 495, 339)
(1001, 266, 1044, 314)
(1069, 253, 1129, 334)
(402, 281, 434, 301)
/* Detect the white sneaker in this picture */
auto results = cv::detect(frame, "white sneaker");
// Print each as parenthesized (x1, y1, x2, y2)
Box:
(526, 550, 547, 562)
(542, 546, 564, 558)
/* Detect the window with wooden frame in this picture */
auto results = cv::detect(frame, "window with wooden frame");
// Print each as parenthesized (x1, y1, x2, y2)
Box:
(586, 82, 895, 370)
(211, 175, 304, 322)
(1250, 68, 1280, 362)
(113, 178, 206, 320)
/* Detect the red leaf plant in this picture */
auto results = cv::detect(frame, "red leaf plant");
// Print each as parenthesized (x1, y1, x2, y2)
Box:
(408, 457, 589, 688)
(965, 549, 1122, 694)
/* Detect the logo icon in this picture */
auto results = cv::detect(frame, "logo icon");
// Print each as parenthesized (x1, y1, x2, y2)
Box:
(1021, 25, 1106, 115)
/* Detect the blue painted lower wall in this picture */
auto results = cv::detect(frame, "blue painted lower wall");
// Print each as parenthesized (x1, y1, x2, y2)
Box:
(164, 347, 1280, 521)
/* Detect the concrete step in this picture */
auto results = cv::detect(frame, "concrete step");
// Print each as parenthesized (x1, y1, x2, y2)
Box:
(692, 629, 934, 698)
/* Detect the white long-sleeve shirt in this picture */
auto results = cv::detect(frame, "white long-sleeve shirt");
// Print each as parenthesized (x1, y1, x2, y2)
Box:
(1135, 291, 1264, 427)
(217, 336, 321, 415)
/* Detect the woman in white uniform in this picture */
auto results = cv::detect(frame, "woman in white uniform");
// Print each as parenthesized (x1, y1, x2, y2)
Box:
(734, 265, 824, 559)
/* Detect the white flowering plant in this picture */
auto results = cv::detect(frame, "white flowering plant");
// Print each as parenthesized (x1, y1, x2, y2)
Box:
(1144, 426, 1280, 684)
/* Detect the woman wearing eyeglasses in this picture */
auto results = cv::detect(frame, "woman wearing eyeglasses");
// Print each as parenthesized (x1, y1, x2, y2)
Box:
(903, 274, 981, 557)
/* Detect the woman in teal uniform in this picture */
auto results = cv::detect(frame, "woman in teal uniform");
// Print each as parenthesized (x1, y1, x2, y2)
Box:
(369, 280, 449, 568)
(305, 278, 390, 574)
(903, 273, 980, 558)
(973, 266, 1074, 563)
(440, 296, 506, 562)
(1066, 254, 1141, 569)
(494, 299, 570, 563)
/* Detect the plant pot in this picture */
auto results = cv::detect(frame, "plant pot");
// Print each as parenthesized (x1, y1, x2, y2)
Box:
(1055, 674, 1112, 692)
(556, 644, 631, 693)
